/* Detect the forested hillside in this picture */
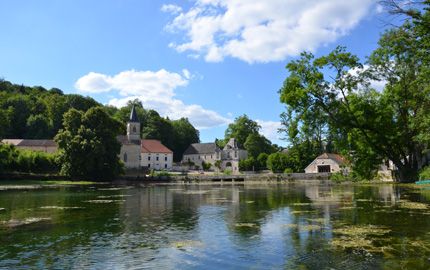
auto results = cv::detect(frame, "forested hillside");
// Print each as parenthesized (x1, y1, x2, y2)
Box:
(0, 79, 199, 161)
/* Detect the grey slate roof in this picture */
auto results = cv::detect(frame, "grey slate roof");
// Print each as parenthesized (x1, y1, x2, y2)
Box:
(183, 143, 219, 155)
(2, 139, 57, 147)
(129, 105, 139, 122)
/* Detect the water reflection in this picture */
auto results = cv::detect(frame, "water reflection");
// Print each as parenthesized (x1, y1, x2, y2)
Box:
(0, 182, 430, 269)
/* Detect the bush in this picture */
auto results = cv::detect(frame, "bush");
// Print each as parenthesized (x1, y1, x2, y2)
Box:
(239, 157, 256, 171)
(267, 152, 290, 173)
(284, 168, 293, 173)
(202, 161, 212, 171)
(329, 171, 349, 183)
(223, 169, 232, 175)
(0, 143, 59, 174)
(419, 166, 430, 180)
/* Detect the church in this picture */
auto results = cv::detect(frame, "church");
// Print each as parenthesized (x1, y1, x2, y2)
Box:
(117, 105, 173, 170)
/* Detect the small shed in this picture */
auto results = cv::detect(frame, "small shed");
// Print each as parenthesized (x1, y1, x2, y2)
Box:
(304, 153, 347, 174)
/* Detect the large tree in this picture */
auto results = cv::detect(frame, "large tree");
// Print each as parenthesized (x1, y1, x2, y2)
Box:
(279, 4, 430, 181)
(55, 107, 123, 180)
(224, 114, 261, 147)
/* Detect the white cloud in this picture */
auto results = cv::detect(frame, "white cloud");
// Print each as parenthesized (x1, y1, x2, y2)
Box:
(75, 69, 231, 129)
(163, 0, 375, 63)
(161, 4, 182, 14)
(348, 65, 387, 92)
(257, 120, 282, 144)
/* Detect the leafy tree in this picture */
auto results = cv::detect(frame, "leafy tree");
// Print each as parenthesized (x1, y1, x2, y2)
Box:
(257, 153, 269, 170)
(171, 118, 200, 161)
(25, 114, 51, 139)
(201, 161, 211, 171)
(244, 133, 276, 158)
(267, 152, 290, 173)
(224, 115, 260, 147)
(239, 157, 257, 171)
(55, 107, 123, 180)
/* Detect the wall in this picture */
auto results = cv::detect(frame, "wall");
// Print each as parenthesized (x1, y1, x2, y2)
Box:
(17, 145, 58, 153)
(304, 158, 342, 174)
(141, 152, 173, 170)
(119, 144, 141, 168)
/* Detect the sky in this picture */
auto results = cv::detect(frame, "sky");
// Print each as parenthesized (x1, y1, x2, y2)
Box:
(0, 0, 393, 145)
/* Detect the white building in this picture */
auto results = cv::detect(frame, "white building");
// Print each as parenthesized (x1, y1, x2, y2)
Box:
(141, 139, 173, 170)
(304, 153, 347, 173)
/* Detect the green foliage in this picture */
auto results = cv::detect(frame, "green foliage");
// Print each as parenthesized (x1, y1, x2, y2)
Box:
(419, 166, 430, 180)
(214, 160, 222, 171)
(224, 115, 260, 147)
(0, 143, 58, 174)
(201, 161, 212, 171)
(55, 107, 123, 180)
(244, 133, 276, 158)
(223, 168, 232, 175)
(329, 171, 349, 183)
(257, 153, 269, 170)
(239, 157, 257, 171)
(279, 7, 430, 182)
(267, 152, 291, 173)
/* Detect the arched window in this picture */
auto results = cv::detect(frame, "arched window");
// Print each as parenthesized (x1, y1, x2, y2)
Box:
(123, 152, 128, 162)
(132, 126, 136, 133)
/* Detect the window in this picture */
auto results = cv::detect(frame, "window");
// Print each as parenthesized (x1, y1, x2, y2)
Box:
(148, 164, 150, 168)
(132, 126, 136, 132)
(156, 156, 159, 161)
(123, 153, 127, 162)
(148, 156, 151, 161)
(165, 156, 167, 161)
(165, 164, 167, 169)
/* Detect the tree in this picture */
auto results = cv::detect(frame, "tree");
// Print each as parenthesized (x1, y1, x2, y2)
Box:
(244, 133, 276, 158)
(279, 7, 430, 182)
(171, 118, 200, 161)
(55, 107, 123, 180)
(224, 115, 260, 147)
(267, 153, 290, 173)
(25, 114, 50, 139)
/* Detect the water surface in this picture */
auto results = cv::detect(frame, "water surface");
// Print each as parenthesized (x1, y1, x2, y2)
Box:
(1, 181, 430, 269)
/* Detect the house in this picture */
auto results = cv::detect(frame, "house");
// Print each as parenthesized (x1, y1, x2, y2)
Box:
(182, 138, 248, 174)
(304, 153, 347, 173)
(141, 139, 173, 170)
(1, 139, 58, 153)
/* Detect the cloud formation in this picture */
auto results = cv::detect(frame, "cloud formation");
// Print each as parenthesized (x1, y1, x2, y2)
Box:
(163, 0, 375, 63)
(257, 120, 283, 144)
(75, 69, 231, 129)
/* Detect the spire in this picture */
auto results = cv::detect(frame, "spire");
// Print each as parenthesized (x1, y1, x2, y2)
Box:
(129, 105, 139, 122)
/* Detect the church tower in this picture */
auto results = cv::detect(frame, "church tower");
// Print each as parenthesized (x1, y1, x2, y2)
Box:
(127, 105, 140, 142)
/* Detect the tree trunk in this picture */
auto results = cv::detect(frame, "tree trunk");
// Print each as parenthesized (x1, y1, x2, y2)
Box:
(395, 164, 419, 183)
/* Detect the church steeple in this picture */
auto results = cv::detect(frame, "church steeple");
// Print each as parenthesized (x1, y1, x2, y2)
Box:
(129, 104, 139, 122)
(127, 105, 140, 141)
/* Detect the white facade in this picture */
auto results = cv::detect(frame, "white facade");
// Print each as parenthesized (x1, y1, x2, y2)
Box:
(304, 153, 346, 174)
(141, 152, 173, 170)
(119, 143, 141, 169)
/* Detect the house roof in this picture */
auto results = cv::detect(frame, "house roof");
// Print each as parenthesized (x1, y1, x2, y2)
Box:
(129, 104, 139, 122)
(183, 143, 219, 155)
(315, 153, 346, 165)
(141, 139, 172, 154)
(2, 139, 57, 147)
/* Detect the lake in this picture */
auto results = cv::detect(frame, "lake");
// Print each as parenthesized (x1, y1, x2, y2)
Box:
(1, 181, 430, 269)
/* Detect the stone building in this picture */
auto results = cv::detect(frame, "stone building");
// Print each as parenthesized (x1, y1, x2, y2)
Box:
(304, 153, 347, 173)
(117, 105, 173, 170)
(1, 139, 58, 153)
(182, 138, 247, 174)
(141, 139, 173, 170)
(117, 105, 142, 169)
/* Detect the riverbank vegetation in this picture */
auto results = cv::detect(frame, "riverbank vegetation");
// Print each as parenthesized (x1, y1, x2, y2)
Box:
(278, 1, 430, 182)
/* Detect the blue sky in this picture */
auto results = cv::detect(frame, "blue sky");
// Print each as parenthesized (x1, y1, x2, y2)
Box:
(0, 0, 390, 145)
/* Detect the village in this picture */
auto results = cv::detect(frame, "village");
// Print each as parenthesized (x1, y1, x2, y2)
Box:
(1, 105, 396, 181)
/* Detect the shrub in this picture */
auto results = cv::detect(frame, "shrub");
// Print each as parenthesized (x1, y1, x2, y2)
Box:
(419, 166, 430, 180)
(267, 152, 290, 173)
(223, 169, 232, 175)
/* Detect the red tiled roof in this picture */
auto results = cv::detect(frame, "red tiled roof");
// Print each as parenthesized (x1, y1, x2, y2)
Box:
(141, 140, 172, 154)
(316, 153, 346, 165)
